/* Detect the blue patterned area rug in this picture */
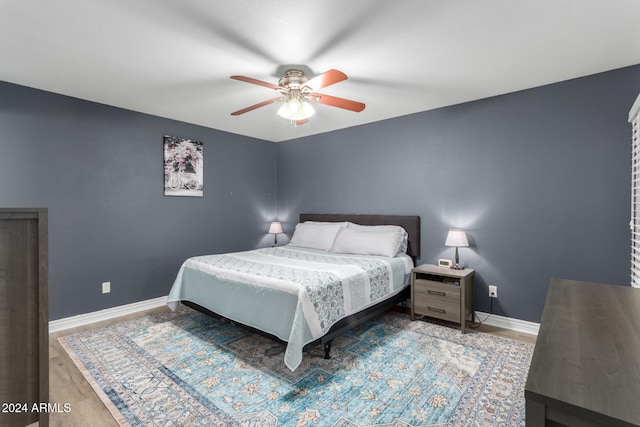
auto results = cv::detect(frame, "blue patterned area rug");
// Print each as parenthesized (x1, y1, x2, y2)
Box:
(60, 309, 533, 426)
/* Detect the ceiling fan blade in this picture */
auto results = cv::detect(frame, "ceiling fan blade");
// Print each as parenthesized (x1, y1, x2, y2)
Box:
(230, 75, 283, 91)
(231, 97, 284, 115)
(303, 69, 348, 91)
(310, 93, 365, 112)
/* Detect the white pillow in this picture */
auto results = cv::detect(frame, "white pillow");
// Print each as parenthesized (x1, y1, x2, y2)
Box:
(289, 222, 344, 251)
(331, 227, 404, 257)
(346, 222, 409, 253)
(304, 220, 350, 228)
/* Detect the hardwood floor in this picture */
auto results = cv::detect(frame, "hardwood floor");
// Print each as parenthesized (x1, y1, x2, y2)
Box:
(471, 322, 537, 345)
(48, 307, 536, 426)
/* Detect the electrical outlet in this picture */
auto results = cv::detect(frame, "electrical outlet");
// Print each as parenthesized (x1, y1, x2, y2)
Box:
(102, 281, 111, 294)
(489, 285, 497, 298)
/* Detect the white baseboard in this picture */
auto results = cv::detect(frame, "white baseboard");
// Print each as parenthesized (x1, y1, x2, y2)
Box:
(49, 297, 539, 338)
(49, 296, 167, 333)
(475, 311, 539, 336)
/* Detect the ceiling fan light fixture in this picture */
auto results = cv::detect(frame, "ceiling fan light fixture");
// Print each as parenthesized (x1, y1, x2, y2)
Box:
(277, 98, 315, 121)
(230, 68, 364, 121)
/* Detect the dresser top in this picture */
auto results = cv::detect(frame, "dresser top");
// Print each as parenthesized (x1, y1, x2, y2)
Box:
(0, 208, 47, 212)
(525, 278, 640, 425)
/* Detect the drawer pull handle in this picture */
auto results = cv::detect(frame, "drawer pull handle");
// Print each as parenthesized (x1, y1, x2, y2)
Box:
(428, 307, 446, 314)
(428, 290, 446, 297)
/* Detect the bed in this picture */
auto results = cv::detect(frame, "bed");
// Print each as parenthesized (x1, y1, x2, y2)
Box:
(167, 214, 420, 371)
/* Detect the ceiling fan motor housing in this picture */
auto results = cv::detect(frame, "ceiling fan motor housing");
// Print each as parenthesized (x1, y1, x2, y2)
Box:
(278, 70, 309, 90)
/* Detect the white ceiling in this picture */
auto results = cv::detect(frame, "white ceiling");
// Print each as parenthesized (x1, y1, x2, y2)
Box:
(1, 0, 639, 142)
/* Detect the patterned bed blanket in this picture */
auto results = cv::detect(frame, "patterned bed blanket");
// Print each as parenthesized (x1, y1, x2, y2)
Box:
(167, 246, 412, 370)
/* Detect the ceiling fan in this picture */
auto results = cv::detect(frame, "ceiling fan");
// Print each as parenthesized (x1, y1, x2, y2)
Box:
(230, 69, 365, 125)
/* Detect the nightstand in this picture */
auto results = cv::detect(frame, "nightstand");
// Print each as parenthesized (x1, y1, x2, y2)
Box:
(410, 264, 475, 333)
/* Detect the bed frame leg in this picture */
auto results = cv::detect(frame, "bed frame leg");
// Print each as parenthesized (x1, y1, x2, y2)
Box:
(323, 341, 332, 359)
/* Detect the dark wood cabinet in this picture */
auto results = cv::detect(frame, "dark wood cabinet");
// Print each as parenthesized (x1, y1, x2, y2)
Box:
(0, 209, 48, 427)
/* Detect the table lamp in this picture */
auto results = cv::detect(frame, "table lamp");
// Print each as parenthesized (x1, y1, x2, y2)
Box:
(268, 221, 283, 245)
(445, 229, 469, 270)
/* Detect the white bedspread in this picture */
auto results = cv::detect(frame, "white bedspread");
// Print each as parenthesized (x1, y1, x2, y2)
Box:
(167, 246, 412, 371)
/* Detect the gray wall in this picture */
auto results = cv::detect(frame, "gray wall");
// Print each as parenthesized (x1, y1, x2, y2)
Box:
(277, 64, 640, 323)
(2, 64, 638, 324)
(0, 82, 277, 320)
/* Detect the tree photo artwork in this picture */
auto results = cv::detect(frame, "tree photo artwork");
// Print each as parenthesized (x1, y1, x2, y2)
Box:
(163, 135, 203, 197)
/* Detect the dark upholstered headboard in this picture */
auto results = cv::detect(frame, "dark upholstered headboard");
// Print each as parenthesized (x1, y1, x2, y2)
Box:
(299, 214, 420, 258)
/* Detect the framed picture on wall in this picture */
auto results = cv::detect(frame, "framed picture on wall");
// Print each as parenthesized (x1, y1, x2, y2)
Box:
(163, 135, 203, 197)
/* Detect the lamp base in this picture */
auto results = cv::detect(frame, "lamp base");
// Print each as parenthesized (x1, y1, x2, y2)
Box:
(451, 247, 464, 269)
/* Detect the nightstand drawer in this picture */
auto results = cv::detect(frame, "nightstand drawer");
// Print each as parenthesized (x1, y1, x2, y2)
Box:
(413, 279, 460, 303)
(414, 299, 460, 322)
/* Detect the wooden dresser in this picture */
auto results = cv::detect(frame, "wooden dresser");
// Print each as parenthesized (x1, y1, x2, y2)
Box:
(0, 209, 49, 427)
(525, 278, 640, 427)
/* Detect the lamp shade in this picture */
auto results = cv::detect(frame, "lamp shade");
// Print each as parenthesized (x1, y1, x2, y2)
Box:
(445, 230, 469, 247)
(268, 222, 283, 235)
